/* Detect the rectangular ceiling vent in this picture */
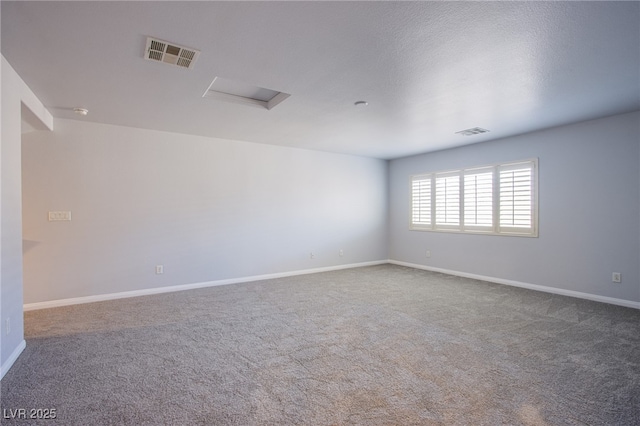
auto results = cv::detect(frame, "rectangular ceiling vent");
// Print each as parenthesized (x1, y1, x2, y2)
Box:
(203, 77, 290, 110)
(455, 127, 490, 136)
(145, 37, 200, 69)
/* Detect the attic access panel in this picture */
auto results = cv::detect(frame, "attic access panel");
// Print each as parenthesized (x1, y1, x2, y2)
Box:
(203, 77, 290, 110)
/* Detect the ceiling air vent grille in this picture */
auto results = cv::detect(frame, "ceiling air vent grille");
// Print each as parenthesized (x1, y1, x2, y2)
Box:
(455, 127, 490, 136)
(145, 37, 200, 69)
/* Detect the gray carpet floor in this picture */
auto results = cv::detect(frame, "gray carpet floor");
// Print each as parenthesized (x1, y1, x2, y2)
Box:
(1, 264, 639, 425)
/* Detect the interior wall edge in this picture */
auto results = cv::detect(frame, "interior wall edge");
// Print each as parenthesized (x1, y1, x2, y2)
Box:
(0, 339, 25, 381)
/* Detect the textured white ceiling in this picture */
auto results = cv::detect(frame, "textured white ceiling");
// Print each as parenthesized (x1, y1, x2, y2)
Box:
(3, 1, 639, 159)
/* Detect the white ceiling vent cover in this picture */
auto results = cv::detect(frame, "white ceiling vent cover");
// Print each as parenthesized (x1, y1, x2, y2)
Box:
(203, 77, 290, 110)
(455, 127, 490, 136)
(145, 37, 200, 69)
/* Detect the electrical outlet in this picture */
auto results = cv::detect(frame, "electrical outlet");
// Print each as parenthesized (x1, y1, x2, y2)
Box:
(426, 250, 431, 258)
(339, 249, 344, 257)
(612, 272, 621, 283)
(309, 252, 315, 259)
(156, 265, 164, 274)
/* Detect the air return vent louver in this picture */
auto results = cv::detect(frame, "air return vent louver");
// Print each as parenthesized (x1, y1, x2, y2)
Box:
(455, 127, 490, 136)
(144, 37, 200, 69)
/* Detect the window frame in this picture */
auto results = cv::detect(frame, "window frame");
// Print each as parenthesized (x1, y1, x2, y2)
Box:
(409, 158, 538, 237)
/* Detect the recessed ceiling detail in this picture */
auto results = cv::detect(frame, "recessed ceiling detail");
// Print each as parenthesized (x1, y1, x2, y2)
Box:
(455, 127, 490, 136)
(203, 77, 290, 110)
(144, 37, 200, 69)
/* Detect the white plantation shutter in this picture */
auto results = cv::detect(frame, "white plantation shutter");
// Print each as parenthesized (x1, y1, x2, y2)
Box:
(498, 161, 537, 235)
(409, 159, 538, 237)
(464, 169, 493, 231)
(411, 174, 432, 229)
(435, 173, 460, 229)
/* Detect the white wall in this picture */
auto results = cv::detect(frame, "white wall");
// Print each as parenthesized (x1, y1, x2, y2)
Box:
(0, 12, 4, 377)
(1, 56, 52, 377)
(20, 112, 640, 308)
(21, 119, 388, 304)
(389, 111, 640, 305)
(2, 57, 26, 373)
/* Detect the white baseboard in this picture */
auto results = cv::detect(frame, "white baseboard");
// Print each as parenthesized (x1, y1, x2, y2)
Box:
(0, 339, 26, 381)
(23, 260, 388, 311)
(23, 259, 639, 312)
(389, 260, 640, 310)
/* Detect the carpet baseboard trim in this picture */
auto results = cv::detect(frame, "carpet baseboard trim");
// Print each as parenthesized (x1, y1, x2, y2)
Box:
(389, 260, 640, 310)
(0, 339, 26, 381)
(23, 260, 388, 311)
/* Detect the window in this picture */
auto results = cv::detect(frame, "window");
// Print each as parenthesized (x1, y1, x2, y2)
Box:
(410, 159, 537, 236)
(435, 173, 460, 228)
(464, 168, 493, 231)
(411, 175, 432, 227)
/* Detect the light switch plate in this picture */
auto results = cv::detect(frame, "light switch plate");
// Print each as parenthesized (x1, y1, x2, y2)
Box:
(48, 211, 72, 221)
